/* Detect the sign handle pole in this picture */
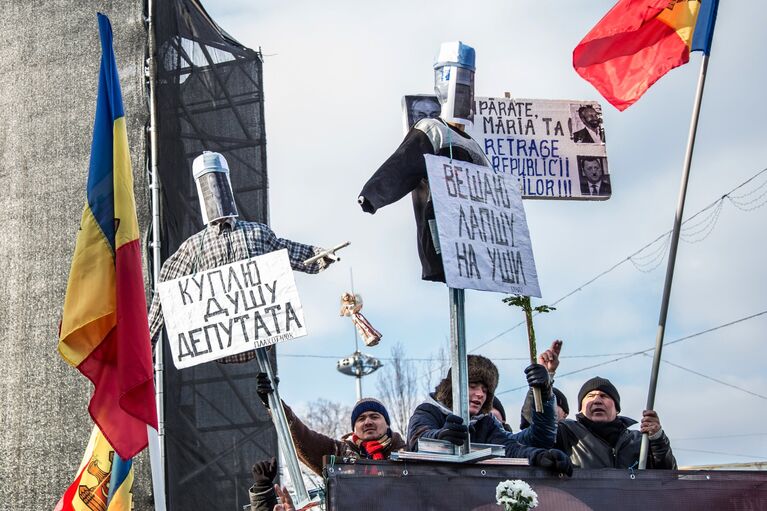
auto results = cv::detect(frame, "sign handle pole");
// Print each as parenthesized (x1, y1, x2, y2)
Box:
(639, 54, 710, 469)
(449, 287, 470, 455)
(255, 348, 311, 506)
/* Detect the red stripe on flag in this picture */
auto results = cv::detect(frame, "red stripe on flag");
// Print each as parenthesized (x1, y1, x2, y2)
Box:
(55, 463, 88, 511)
(573, 0, 693, 111)
(78, 239, 156, 459)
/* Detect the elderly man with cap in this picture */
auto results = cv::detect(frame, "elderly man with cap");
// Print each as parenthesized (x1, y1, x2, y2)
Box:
(407, 355, 573, 476)
(553, 376, 676, 469)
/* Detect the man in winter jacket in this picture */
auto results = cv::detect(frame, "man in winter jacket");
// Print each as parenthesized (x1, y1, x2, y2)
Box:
(407, 355, 573, 476)
(554, 376, 676, 469)
(256, 373, 406, 476)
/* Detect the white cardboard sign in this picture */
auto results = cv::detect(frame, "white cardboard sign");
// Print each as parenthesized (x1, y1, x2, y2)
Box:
(425, 154, 541, 297)
(402, 95, 610, 201)
(158, 249, 307, 369)
(467, 97, 610, 200)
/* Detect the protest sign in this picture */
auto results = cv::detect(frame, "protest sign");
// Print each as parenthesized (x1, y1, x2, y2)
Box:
(403, 95, 610, 200)
(467, 97, 610, 200)
(158, 249, 307, 369)
(425, 154, 541, 296)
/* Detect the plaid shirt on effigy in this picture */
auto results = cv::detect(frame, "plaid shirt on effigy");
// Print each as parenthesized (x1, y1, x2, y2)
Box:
(148, 220, 328, 364)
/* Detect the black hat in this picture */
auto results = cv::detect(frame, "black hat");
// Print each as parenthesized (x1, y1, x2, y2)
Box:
(578, 376, 620, 412)
(492, 396, 507, 422)
(520, 386, 569, 429)
(351, 398, 390, 429)
(552, 388, 570, 415)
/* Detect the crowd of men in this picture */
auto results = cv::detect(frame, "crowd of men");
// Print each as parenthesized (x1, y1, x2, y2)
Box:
(246, 340, 676, 510)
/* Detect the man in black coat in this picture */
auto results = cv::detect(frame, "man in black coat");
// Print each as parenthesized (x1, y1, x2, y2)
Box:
(554, 377, 676, 469)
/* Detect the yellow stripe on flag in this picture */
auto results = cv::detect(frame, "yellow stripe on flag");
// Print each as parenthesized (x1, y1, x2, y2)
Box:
(656, 0, 701, 48)
(59, 207, 116, 367)
(106, 468, 134, 511)
(112, 117, 139, 249)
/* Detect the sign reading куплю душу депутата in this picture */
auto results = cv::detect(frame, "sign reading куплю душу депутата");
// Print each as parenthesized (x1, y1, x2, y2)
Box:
(158, 249, 307, 369)
(425, 154, 541, 296)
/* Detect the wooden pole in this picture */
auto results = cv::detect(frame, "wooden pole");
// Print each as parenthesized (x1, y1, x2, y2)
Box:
(522, 298, 543, 413)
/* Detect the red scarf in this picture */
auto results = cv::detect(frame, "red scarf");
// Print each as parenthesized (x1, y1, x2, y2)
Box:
(352, 432, 392, 460)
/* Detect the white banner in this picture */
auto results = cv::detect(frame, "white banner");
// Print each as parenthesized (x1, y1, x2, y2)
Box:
(425, 154, 541, 296)
(158, 249, 307, 369)
(467, 97, 610, 200)
(402, 95, 610, 200)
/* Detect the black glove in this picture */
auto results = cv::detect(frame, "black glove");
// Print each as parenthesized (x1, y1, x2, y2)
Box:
(251, 457, 278, 492)
(532, 449, 573, 477)
(436, 414, 469, 446)
(256, 372, 275, 409)
(524, 363, 552, 401)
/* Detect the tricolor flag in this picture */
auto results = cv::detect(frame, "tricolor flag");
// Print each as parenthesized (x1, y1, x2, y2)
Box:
(55, 426, 134, 511)
(573, 0, 719, 111)
(58, 13, 157, 460)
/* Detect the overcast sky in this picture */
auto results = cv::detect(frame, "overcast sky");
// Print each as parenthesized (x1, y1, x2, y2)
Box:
(203, 1, 767, 467)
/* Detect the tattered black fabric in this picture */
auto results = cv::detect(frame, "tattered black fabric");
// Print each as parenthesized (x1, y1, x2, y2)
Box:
(359, 118, 489, 282)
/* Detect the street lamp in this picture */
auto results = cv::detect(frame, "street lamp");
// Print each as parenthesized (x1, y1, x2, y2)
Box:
(336, 351, 382, 401)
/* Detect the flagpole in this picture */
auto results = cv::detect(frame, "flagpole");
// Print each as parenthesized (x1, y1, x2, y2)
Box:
(146, 0, 167, 507)
(638, 53, 710, 469)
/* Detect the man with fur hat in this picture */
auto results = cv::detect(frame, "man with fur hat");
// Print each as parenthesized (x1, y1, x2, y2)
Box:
(407, 355, 573, 475)
(553, 376, 676, 469)
(255, 373, 405, 476)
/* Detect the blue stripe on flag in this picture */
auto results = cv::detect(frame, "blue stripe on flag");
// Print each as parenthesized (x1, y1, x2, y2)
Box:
(691, 0, 719, 55)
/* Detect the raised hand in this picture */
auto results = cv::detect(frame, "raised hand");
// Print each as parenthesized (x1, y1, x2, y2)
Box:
(538, 339, 562, 374)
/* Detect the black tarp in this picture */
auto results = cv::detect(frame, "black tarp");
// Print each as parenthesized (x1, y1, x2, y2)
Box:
(325, 460, 767, 510)
(152, 1, 273, 509)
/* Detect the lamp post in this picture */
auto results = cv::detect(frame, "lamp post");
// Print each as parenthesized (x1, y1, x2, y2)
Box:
(337, 351, 382, 401)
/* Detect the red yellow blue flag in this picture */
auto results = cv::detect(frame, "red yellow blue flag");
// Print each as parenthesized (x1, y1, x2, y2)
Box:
(573, 0, 720, 111)
(54, 426, 134, 511)
(58, 13, 157, 460)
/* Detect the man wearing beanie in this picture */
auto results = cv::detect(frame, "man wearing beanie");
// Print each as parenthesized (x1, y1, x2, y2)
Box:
(254, 373, 406, 478)
(407, 355, 573, 476)
(552, 376, 676, 469)
(247, 393, 405, 511)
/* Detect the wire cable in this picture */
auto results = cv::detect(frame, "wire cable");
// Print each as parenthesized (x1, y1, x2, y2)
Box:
(643, 353, 767, 401)
(470, 166, 767, 353)
(495, 309, 767, 395)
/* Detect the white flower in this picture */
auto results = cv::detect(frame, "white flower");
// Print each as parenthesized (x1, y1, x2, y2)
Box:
(495, 479, 538, 510)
